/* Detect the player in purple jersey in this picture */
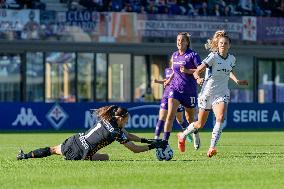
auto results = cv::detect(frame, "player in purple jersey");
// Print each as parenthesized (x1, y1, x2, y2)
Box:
(162, 32, 202, 149)
(153, 62, 191, 141)
(17, 105, 167, 161)
(177, 30, 248, 157)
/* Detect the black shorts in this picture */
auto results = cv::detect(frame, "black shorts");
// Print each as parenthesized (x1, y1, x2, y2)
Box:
(61, 135, 84, 160)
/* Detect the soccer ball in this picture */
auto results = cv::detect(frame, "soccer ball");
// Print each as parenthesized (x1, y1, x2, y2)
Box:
(155, 144, 174, 161)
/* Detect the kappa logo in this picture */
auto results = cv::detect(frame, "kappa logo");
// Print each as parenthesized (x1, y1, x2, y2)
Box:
(46, 104, 68, 130)
(12, 107, 41, 126)
(185, 55, 190, 62)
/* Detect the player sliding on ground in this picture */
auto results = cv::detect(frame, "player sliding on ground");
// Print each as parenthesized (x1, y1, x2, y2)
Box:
(177, 30, 248, 157)
(17, 105, 167, 161)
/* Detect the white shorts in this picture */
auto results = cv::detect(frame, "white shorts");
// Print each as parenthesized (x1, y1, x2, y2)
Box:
(198, 92, 230, 110)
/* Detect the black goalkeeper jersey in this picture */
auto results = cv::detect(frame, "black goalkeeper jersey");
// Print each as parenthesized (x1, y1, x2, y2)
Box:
(62, 118, 129, 160)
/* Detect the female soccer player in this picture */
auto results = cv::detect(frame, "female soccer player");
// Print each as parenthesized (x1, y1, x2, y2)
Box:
(153, 64, 191, 141)
(162, 32, 202, 149)
(177, 30, 248, 157)
(17, 105, 167, 161)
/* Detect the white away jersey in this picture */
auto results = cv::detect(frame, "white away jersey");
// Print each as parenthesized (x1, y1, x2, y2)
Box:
(201, 52, 236, 96)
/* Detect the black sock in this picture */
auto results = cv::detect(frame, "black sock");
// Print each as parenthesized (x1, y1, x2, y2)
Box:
(26, 147, 51, 159)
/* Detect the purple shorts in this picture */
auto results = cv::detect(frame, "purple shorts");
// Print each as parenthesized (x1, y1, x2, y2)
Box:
(168, 89, 197, 108)
(160, 97, 184, 112)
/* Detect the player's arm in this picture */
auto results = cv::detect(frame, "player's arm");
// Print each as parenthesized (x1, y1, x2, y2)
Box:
(121, 128, 142, 142)
(164, 56, 175, 87)
(181, 52, 202, 75)
(123, 140, 168, 153)
(164, 72, 174, 87)
(123, 141, 151, 153)
(193, 63, 207, 85)
(180, 66, 196, 74)
(195, 52, 214, 84)
(230, 71, 248, 85)
(153, 78, 167, 85)
(193, 63, 206, 79)
(121, 128, 155, 143)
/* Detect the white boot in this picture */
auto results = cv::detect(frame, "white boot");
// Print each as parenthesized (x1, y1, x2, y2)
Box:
(193, 132, 200, 150)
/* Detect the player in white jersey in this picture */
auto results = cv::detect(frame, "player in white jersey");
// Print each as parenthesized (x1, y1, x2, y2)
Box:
(177, 30, 248, 157)
(198, 51, 236, 109)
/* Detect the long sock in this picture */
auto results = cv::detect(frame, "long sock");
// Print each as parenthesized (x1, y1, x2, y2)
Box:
(26, 147, 51, 159)
(154, 120, 165, 139)
(163, 132, 171, 141)
(181, 122, 197, 138)
(210, 122, 222, 148)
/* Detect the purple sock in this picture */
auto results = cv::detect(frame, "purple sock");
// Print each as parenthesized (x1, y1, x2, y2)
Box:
(155, 120, 165, 139)
(163, 132, 171, 141)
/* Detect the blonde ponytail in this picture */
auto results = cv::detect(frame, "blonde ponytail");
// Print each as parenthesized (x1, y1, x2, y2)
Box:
(205, 30, 231, 52)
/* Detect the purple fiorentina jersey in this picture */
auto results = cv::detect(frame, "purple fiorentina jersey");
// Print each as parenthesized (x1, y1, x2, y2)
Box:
(163, 68, 173, 98)
(170, 49, 201, 94)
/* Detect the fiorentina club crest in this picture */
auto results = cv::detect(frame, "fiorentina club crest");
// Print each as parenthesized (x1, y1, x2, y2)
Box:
(184, 55, 190, 62)
(242, 16, 257, 41)
(46, 104, 69, 130)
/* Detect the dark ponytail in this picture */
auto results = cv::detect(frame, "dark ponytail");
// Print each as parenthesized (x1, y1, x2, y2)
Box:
(94, 105, 128, 122)
(114, 107, 128, 118)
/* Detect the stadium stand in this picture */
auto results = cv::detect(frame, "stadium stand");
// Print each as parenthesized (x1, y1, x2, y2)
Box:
(2, 0, 46, 10)
(44, 0, 66, 11)
(55, 0, 284, 17)
(0, 0, 282, 16)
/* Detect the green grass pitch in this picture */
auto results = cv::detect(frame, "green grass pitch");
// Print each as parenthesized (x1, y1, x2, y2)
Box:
(0, 131, 284, 189)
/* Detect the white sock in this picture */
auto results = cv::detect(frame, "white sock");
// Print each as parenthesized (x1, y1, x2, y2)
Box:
(210, 122, 222, 148)
(181, 122, 197, 138)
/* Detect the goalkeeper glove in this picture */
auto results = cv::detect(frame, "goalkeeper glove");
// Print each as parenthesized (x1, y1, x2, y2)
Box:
(148, 140, 168, 150)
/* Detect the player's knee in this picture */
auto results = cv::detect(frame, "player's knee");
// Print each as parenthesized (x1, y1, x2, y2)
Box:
(166, 113, 175, 121)
(215, 115, 224, 122)
(194, 122, 203, 129)
(160, 114, 167, 120)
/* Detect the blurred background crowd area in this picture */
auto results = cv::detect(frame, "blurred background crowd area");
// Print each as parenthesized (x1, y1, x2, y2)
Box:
(0, 0, 283, 17)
